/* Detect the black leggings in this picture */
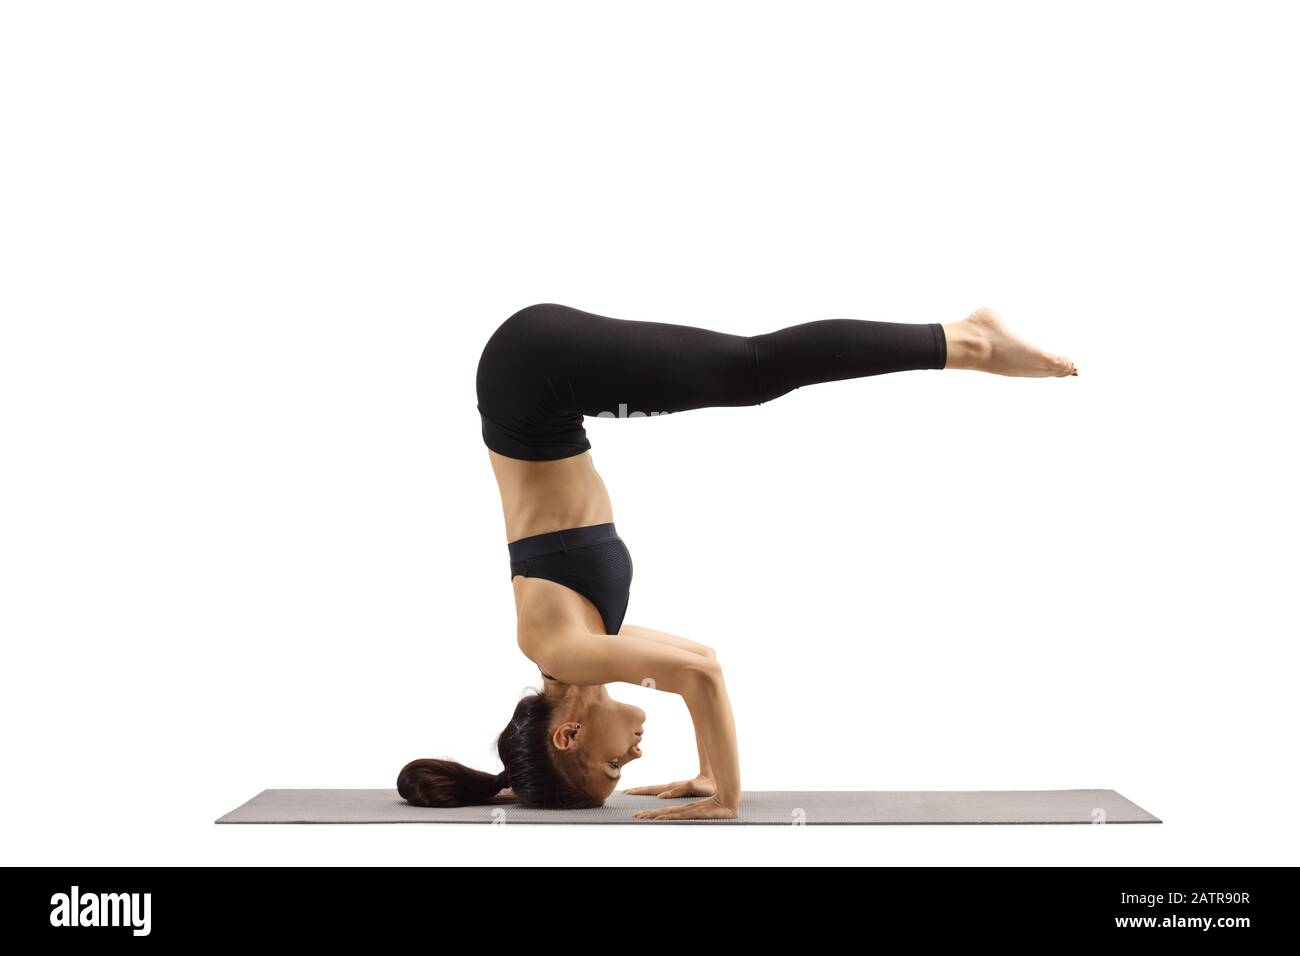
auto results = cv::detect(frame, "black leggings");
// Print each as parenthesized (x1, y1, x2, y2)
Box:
(475, 302, 947, 461)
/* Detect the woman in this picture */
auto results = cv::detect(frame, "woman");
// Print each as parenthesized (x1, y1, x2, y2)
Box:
(398, 302, 1076, 820)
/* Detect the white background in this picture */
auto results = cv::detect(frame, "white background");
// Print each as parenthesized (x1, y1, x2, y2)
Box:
(3, 1, 1296, 866)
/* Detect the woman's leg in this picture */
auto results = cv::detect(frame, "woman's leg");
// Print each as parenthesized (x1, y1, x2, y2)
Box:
(530, 302, 1076, 412)
(519, 303, 950, 418)
(476, 303, 1075, 460)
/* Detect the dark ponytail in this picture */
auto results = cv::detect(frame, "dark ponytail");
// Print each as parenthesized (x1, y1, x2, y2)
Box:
(398, 689, 604, 810)
(396, 758, 507, 808)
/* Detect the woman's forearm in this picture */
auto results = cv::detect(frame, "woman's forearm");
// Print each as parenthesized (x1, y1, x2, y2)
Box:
(696, 729, 715, 781)
(681, 663, 740, 808)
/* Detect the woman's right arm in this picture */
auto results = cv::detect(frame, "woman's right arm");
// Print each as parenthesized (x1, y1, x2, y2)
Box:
(524, 628, 741, 816)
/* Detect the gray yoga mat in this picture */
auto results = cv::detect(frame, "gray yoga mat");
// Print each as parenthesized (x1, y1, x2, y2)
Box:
(215, 788, 1160, 825)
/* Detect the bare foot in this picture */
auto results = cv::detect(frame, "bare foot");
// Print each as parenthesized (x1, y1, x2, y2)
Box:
(942, 308, 1077, 377)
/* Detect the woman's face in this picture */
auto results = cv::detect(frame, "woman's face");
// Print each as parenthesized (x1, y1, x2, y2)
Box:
(553, 694, 645, 801)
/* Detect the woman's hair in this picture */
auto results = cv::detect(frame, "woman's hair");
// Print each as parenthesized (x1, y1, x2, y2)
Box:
(397, 689, 604, 810)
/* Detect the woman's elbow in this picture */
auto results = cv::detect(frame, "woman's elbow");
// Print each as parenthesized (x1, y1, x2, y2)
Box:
(679, 655, 724, 695)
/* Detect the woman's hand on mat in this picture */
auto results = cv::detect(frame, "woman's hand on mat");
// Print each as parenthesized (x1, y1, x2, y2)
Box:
(631, 794, 738, 821)
(623, 774, 716, 799)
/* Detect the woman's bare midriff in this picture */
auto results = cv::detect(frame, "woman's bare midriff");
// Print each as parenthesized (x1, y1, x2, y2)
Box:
(487, 449, 614, 542)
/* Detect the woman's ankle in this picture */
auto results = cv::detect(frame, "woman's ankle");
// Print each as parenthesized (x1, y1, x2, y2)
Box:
(941, 318, 990, 370)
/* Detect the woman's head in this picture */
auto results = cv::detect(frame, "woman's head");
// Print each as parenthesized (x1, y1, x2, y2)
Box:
(397, 682, 645, 809)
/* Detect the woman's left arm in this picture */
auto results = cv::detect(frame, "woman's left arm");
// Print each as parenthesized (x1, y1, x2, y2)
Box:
(617, 623, 716, 789)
